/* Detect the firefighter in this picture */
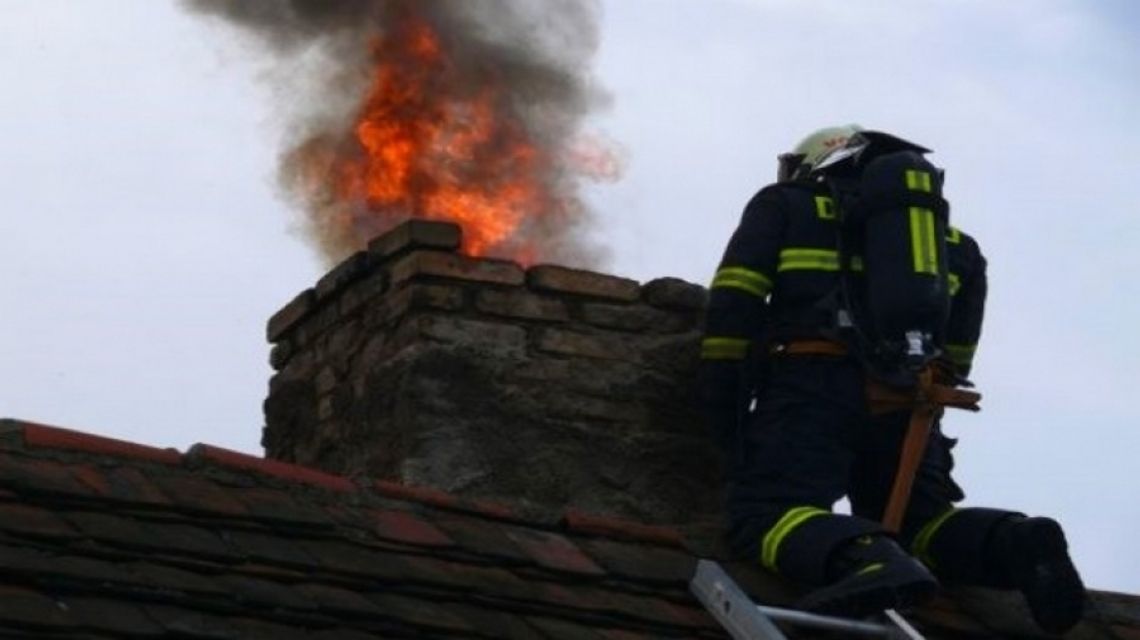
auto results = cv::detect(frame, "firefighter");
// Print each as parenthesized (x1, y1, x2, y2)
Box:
(699, 125, 1086, 633)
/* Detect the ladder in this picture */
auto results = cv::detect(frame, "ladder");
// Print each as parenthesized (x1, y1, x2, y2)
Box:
(690, 560, 926, 639)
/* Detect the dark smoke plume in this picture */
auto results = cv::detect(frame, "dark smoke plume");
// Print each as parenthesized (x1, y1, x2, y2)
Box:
(183, 0, 614, 268)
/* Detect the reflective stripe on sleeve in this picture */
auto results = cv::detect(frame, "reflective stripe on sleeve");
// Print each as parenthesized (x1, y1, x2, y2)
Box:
(711, 267, 773, 298)
(945, 343, 977, 367)
(948, 272, 961, 296)
(909, 207, 939, 275)
(946, 226, 962, 244)
(778, 248, 841, 272)
(700, 337, 751, 361)
(760, 506, 829, 572)
(906, 169, 933, 193)
(815, 196, 838, 220)
(911, 508, 960, 568)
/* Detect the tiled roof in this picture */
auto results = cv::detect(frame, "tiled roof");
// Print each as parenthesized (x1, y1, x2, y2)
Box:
(1, 418, 1137, 639)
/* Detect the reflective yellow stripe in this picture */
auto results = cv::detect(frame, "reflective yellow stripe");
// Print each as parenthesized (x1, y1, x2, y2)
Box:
(906, 169, 933, 192)
(779, 248, 840, 272)
(700, 337, 751, 361)
(815, 196, 837, 220)
(761, 506, 828, 571)
(948, 273, 961, 296)
(909, 207, 939, 275)
(912, 508, 959, 568)
(946, 226, 962, 244)
(945, 343, 977, 366)
(850, 255, 865, 272)
(711, 267, 773, 297)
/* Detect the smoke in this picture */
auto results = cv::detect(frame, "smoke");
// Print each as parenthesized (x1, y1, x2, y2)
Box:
(183, 0, 614, 268)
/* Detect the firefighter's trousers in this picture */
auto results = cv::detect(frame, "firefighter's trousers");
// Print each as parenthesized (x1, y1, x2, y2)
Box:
(723, 355, 1019, 587)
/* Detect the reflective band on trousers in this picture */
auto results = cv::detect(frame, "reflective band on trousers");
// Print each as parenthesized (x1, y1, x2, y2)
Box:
(700, 337, 750, 361)
(911, 507, 960, 568)
(711, 266, 773, 297)
(945, 343, 977, 366)
(909, 207, 940, 275)
(761, 506, 829, 571)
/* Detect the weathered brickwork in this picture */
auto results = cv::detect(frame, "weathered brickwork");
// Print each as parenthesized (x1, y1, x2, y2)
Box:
(264, 220, 720, 526)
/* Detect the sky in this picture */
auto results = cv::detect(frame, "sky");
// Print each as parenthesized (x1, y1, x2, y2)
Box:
(1, 0, 1137, 592)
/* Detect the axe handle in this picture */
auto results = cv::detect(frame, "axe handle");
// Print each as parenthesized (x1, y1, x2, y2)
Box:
(882, 404, 938, 533)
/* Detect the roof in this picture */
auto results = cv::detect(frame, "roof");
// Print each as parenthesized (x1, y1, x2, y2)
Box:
(1, 418, 1137, 639)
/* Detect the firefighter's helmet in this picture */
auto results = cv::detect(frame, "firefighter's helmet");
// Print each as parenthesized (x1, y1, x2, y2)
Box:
(777, 124, 864, 181)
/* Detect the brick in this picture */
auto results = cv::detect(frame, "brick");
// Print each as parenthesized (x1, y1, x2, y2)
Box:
(315, 251, 372, 300)
(339, 270, 390, 317)
(269, 340, 293, 370)
(21, 423, 182, 465)
(502, 527, 606, 577)
(527, 265, 640, 301)
(641, 277, 708, 310)
(0, 585, 74, 630)
(268, 288, 316, 342)
(399, 315, 527, 354)
(475, 289, 570, 322)
(188, 444, 357, 494)
(369, 219, 463, 259)
(0, 503, 81, 540)
(580, 302, 693, 333)
(535, 328, 638, 361)
(371, 509, 455, 548)
(368, 283, 466, 328)
(389, 250, 524, 287)
(562, 510, 685, 548)
(293, 300, 342, 346)
(315, 366, 338, 395)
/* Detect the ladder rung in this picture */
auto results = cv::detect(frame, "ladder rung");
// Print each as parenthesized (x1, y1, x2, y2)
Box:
(758, 605, 895, 637)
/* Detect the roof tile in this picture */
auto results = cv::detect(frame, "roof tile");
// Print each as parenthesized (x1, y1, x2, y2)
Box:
(21, 422, 182, 465)
(127, 561, 230, 598)
(295, 582, 384, 617)
(220, 529, 322, 571)
(374, 479, 459, 510)
(367, 593, 474, 634)
(0, 543, 136, 587)
(0, 454, 98, 497)
(504, 527, 607, 577)
(562, 509, 686, 548)
(229, 486, 336, 529)
(146, 472, 250, 517)
(0, 585, 74, 630)
(82, 465, 173, 507)
(189, 444, 357, 494)
(226, 618, 310, 640)
(526, 615, 606, 640)
(219, 574, 320, 612)
(371, 508, 455, 548)
(0, 503, 82, 541)
(434, 514, 531, 563)
(579, 538, 696, 585)
(61, 596, 166, 637)
(444, 602, 540, 639)
(143, 604, 239, 639)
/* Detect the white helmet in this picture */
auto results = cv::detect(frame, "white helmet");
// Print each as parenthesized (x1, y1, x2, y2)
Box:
(777, 124, 864, 181)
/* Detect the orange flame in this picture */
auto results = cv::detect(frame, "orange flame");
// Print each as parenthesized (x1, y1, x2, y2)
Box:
(326, 12, 550, 260)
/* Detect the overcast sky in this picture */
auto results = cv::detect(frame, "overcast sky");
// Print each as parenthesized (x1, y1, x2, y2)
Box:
(2, 0, 1137, 592)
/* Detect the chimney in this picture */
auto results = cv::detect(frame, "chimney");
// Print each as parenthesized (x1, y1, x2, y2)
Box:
(263, 221, 721, 526)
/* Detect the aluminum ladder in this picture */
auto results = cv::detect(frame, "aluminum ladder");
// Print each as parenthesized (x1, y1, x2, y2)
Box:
(690, 560, 927, 639)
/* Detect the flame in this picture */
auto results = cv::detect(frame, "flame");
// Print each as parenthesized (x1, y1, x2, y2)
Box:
(320, 11, 550, 260)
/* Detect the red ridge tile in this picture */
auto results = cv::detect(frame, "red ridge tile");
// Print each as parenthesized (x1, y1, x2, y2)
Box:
(371, 509, 455, 548)
(374, 480, 459, 510)
(20, 422, 181, 465)
(188, 444, 356, 493)
(561, 509, 685, 548)
(503, 528, 606, 577)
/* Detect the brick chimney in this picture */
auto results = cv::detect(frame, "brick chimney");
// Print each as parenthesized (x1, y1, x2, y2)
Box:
(263, 221, 721, 526)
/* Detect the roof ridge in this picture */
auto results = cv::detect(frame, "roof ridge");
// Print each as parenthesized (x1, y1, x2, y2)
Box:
(1, 419, 691, 551)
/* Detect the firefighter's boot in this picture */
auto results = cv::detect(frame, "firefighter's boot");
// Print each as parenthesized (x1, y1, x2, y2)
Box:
(799, 535, 939, 616)
(990, 517, 1085, 634)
